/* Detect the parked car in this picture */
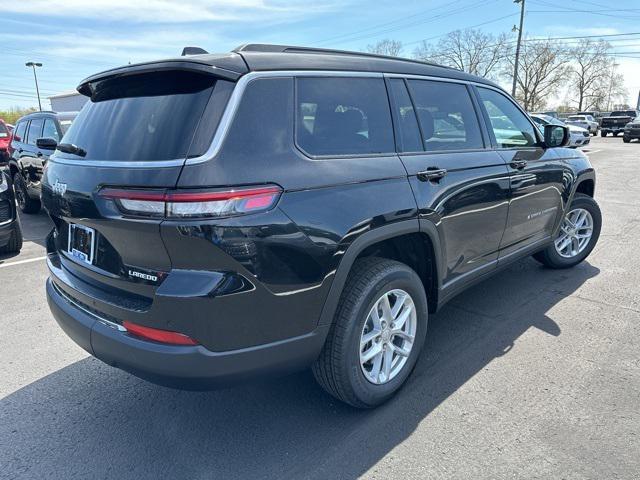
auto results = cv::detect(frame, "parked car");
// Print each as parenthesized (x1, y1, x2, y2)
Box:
(0, 119, 12, 166)
(530, 114, 590, 148)
(43, 44, 601, 408)
(565, 114, 599, 135)
(623, 117, 640, 143)
(601, 110, 640, 137)
(0, 171, 23, 254)
(8, 111, 77, 213)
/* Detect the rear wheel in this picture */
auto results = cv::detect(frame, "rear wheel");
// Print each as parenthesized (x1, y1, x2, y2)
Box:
(533, 194, 601, 269)
(601, 131, 607, 137)
(613, 132, 619, 137)
(623, 136, 631, 143)
(312, 257, 428, 408)
(13, 172, 40, 214)
(0, 221, 23, 254)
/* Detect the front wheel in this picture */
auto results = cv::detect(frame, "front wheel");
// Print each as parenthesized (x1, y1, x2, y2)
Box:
(312, 258, 428, 408)
(0, 221, 23, 254)
(533, 194, 601, 269)
(601, 131, 607, 137)
(623, 136, 631, 143)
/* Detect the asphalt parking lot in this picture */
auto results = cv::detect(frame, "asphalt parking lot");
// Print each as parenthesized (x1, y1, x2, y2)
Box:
(1, 135, 638, 479)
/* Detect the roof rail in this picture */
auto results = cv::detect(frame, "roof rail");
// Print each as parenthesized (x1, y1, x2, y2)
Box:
(233, 43, 452, 70)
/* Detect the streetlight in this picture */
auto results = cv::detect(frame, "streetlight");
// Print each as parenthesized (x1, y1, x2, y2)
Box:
(25, 61, 43, 111)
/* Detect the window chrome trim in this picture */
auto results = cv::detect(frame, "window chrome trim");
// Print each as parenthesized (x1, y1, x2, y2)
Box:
(49, 69, 506, 169)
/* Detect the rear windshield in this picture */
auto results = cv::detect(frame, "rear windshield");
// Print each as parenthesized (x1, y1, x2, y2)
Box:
(57, 71, 226, 161)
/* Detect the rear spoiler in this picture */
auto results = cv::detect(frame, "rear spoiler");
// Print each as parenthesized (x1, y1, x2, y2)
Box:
(77, 60, 243, 97)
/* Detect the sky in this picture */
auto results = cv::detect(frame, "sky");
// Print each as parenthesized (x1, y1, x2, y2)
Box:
(1, 0, 639, 111)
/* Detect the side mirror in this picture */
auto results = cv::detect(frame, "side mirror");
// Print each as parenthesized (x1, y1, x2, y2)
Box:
(36, 137, 57, 150)
(543, 125, 569, 148)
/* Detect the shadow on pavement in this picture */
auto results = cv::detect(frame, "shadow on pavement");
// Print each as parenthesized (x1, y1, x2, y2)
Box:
(0, 258, 599, 479)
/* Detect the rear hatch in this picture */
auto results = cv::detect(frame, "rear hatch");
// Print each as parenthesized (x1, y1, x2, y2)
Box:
(43, 65, 237, 319)
(602, 112, 634, 128)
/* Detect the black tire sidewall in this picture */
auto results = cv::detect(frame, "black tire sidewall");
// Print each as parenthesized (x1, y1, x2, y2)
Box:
(340, 265, 428, 407)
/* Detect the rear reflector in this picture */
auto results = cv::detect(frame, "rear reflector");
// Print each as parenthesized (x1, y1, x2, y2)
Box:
(123, 321, 199, 346)
(99, 185, 282, 219)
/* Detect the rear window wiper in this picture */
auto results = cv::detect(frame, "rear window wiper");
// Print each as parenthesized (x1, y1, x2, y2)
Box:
(57, 143, 87, 157)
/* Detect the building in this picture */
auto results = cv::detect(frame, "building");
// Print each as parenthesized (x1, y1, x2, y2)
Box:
(48, 90, 87, 112)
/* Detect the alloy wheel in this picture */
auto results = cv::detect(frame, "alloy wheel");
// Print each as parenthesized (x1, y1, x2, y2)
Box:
(554, 207, 594, 258)
(359, 289, 417, 385)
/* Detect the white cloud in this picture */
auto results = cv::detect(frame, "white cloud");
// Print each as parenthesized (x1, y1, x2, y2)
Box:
(0, 0, 338, 23)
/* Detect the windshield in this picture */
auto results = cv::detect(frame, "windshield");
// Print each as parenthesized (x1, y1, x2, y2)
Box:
(611, 111, 635, 117)
(58, 71, 223, 161)
(568, 116, 585, 120)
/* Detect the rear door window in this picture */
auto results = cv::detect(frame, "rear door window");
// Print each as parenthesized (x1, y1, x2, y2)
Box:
(58, 71, 226, 161)
(407, 80, 484, 151)
(295, 77, 394, 156)
(26, 118, 44, 145)
(388, 78, 423, 153)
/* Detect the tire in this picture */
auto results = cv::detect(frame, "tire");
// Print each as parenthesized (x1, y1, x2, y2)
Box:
(623, 136, 631, 143)
(613, 132, 619, 137)
(13, 172, 40, 214)
(600, 131, 607, 137)
(312, 257, 428, 408)
(0, 221, 23, 254)
(533, 193, 601, 269)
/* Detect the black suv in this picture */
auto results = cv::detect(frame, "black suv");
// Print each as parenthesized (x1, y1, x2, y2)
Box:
(9, 111, 76, 214)
(0, 171, 23, 254)
(42, 45, 601, 408)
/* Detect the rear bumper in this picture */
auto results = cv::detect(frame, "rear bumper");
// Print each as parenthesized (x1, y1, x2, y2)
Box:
(46, 276, 329, 389)
(602, 126, 626, 133)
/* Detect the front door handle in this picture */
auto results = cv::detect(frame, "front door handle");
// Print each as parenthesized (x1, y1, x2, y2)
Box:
(510, 159, 527, 169)
(36, 152, 43, 157)
(18, 148, 23, 154)
(417, 167, 448, 182)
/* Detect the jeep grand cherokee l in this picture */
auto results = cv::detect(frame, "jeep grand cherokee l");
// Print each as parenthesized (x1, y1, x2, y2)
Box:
(43, 45, 601, 408)
(9, 111, 77, 214)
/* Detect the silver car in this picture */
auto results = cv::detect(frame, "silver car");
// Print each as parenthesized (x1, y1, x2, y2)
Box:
(565, 115, 599, 135)
(531, 114, 591, 148)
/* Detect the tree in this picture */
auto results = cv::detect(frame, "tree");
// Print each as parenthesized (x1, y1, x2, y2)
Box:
(413, 29, 509, 79)
(568, 39, 615, 111)
(506, 38, 569, 111)
(366, 39, 403, 57)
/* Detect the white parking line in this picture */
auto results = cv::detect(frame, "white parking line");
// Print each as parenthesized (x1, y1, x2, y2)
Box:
(0, 256, 47, 269)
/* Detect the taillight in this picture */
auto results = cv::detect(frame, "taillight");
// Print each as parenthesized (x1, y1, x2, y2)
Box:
(99, 185, 282, 219)
(123, 321, 198, 346)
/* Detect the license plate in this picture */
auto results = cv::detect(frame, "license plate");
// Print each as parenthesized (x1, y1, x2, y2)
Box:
(68, 223, 95, 265)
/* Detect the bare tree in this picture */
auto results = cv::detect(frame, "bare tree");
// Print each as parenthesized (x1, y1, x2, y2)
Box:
(505, 38, 569, 111)
(366, 39, 403, 57)
(413, 29, 509, 79)
(568, 39, 615, 111)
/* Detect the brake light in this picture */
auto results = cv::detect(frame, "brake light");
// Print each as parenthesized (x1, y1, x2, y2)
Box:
(123, 321, 198, 346)
(99, 185, 282, 219)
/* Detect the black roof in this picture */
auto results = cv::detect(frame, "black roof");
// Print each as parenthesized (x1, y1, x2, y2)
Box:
(77, 44, 500, 94)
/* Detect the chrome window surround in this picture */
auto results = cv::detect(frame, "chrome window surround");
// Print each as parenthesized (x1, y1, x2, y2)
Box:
(50, 70, 511, 169)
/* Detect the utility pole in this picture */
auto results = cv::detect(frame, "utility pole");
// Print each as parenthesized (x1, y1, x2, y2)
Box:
(511, 0, 525, 97)
(25, 61, 43, 111)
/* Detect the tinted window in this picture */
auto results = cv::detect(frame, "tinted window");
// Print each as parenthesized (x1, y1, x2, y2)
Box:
(296, 77, 394, 156)
(59, 71, 221, 161)
(42, 118, 60, 142)
(388, 78, 423, 152)
(477, 87, 537, 148)
(407, 80, 483, 151)
(0, 123, 7, 135)
(26, 118, 44, 145)
(13, 121, 27, 143)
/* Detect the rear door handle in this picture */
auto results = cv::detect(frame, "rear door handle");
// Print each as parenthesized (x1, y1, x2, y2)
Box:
(36, 152, 43, 157)
(18, 148, 23, 154)
(417, 168, 448, 182)
(510, 159, 527, 169)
